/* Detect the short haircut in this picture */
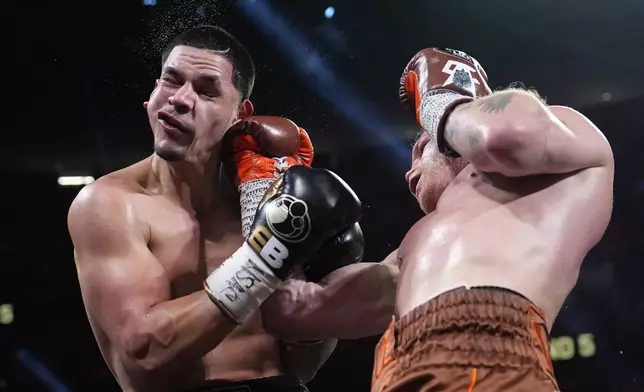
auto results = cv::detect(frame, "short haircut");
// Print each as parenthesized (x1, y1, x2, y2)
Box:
(162, 25, 255, 100)
(499, 81, 547, 104)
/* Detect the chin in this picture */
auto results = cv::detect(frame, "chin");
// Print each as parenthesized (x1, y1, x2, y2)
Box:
(414, 154, 469, 212)
(416, 185, 441, 214)
(414, 169, 456, 213)
(154, 143, 185, 162)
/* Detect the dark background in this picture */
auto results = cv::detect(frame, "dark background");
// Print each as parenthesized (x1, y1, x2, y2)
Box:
(2, 0, 643, 391)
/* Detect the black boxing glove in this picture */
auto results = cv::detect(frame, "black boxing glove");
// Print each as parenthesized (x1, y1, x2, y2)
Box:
(204, 166, 362, 324)
(304, 223, 364, 282)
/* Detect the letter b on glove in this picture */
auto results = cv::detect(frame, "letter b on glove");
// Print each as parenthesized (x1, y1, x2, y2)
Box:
(249, 166, 362, 279)
(260, 236, 289, 269)
(249, 225, 290, 269)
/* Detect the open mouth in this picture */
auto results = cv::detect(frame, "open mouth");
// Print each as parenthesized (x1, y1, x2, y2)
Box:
(158, 111, 188, 133)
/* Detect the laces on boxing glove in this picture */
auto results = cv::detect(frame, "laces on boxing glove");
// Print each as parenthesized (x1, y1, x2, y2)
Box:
(418, 90, 473, 157)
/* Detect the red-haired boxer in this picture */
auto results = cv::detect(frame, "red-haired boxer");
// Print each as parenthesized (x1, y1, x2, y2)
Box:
(371, 48, 613, 392)
(68, 25, 397, 392)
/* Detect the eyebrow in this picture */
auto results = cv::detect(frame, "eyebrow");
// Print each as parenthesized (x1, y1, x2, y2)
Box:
(161, 66, 182, 77)
(197, 74, 222, 89)
(161, 66, 222, 88)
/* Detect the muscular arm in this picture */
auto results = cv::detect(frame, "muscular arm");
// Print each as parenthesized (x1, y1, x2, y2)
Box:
(68, 183, 238, 386)
(443, 89, 614, 176)
(262, 250, 399, 341)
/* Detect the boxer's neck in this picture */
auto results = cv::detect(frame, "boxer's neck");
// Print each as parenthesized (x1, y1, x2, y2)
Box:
(149, 152, 231, 217)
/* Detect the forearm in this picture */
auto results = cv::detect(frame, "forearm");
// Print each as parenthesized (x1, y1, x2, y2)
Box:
(121, 290, 237, 378)
(266, 262, 398, 340)
(443, 90, 551, 176)
(443, 90, 612, 176)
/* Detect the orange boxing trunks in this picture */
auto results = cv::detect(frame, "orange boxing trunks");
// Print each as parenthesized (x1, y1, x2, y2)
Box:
(371, 287, 560, 392)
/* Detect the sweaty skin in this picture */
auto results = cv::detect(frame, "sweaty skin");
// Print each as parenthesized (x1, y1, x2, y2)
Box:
(397, 90, 614, 329)
(69, 158, 273, 392)
(69, 45, 396, 392)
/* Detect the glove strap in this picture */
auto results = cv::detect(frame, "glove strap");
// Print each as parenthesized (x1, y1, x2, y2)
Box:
(204, 242, 282, 324)
(239, 178, 276, 239)
(418, 89, 473, 157)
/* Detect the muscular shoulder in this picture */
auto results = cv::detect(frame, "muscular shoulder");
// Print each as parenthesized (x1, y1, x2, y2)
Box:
(68, 158, 151, 227)
(69, 176, 134, 219)
(548, 105, 614, 167)
(68, 176, 146, 256)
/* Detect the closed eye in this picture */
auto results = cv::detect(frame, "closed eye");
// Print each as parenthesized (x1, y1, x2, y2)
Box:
(161, 76, 180, 85)
(160, 66, 183, 85)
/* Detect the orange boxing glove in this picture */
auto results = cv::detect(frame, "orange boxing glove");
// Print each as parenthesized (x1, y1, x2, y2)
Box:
(400, 48, 492, 156)
(223, 116, 314, 237)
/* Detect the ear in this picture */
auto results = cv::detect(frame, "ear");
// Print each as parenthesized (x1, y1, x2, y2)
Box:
(237, 99, 254, 119)
(144, 80, 160, 108)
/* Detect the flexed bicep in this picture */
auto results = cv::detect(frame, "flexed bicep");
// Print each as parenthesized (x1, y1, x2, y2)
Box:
(69, 184, 171, 357)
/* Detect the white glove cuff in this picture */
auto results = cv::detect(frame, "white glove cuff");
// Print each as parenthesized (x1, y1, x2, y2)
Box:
(418, 89, 472, 140)
(204, 242, 282, 324)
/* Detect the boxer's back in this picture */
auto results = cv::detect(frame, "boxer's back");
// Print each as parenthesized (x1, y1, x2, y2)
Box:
(397, 136, 613, 329)
(75, 158, 282, 392)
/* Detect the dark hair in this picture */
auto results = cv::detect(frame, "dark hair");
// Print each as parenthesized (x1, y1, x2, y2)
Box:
(162, 25, 255, 100)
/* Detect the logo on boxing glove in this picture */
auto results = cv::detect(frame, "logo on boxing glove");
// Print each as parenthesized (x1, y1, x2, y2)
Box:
(273, 157, 290, 177)
(265, 194, 311, 243)
(246, 193, 312, 270)
(442, 60, 480, 98)
(442, 48, 485, 72)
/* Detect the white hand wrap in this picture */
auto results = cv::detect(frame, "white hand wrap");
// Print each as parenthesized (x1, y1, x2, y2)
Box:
(239, 178, 275, 239)
(204, 242, 282, 325)
(418, 89, 472, 140)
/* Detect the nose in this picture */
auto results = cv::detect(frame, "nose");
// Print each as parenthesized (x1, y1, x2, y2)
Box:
(169, 83, 195, 113)
(404, 167, 413, 184)
(405, 156, 418, 185)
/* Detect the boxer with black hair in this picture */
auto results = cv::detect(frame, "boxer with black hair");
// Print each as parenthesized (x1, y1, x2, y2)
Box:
(68, 25, 397, 392)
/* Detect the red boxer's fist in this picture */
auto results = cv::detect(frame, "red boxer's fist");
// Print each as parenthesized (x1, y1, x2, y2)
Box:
(224, 116, 314, 187)
(223, 116, 315, 238)
(400, 48, 492, 155)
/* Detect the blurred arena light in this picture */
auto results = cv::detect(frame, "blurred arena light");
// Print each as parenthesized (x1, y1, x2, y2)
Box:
(57, 176, 95, 187)
(15, 349, 73, 392)
(238, 0, 410, 165)
(143, 0, 156, 5)
(325, 6, 335, 19)
(0, 303, 13, 325)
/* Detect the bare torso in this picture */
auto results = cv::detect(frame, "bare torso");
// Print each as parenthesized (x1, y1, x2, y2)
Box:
(397, 164, 613, 329)
(84, 159, 282, 392)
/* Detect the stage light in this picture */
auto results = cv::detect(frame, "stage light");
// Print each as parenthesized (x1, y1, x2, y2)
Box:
(57, 176, 95, 187)
(324, 6, 335, 19)
(0, 304, 13, 325)
(16, 349, 73, 392)
(143, 0, 156, 5)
